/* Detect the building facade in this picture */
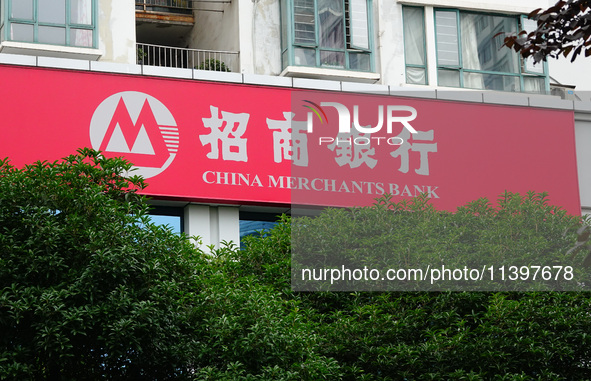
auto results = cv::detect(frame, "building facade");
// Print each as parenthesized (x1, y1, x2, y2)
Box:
(0, 0, 590, 249)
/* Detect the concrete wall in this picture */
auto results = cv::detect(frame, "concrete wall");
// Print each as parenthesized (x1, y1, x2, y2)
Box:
(250, 0, 282, 75)
(98, 0, 136, 64)
(378, 1, 406, 86)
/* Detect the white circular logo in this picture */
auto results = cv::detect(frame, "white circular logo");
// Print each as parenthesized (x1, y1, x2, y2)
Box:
(90, 91, 178, 178)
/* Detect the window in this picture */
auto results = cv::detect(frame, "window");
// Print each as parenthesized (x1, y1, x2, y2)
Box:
(4, 0, 95, 48)
(281, 0, 373, 71)
(239, 212, 281, 247)
(148, 206, 184, 235)
(403, 6, 427, 85)
(434, 9, 548, 93)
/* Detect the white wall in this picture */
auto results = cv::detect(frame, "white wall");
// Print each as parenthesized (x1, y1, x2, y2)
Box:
(98, 0, 136, 64)
(377, 0, 406, 86)
(184, 205, 240, 251)
(250, 0, 282, 75)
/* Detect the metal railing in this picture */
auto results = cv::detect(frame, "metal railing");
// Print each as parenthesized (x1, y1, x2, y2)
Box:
(137, 43, 240, 72)
(136, 0, 193, 14)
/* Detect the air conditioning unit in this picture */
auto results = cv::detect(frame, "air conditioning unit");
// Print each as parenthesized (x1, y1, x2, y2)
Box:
(550, 84, 576, 100)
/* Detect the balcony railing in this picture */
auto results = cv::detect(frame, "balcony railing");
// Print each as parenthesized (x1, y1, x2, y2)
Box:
(136, 0, 193, 15)
(137, 43, 240, 72)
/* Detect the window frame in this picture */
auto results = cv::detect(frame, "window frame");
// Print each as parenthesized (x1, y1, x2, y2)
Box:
(0, 1, 4, 34)
(433, 8, 549, 93)
(281, 0, 374, 72)
(402, 5, 428, 85)
(4, 0, 97, 48)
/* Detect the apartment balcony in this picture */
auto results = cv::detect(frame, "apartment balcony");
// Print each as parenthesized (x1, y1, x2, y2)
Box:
(136, 0, 194, 17)
(136, 1, 195, 48)
(137, 43, 240, 72)
(136, 0, 194, 42)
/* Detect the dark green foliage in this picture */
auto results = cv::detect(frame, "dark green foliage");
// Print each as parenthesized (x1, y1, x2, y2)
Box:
(191, 231, 343, 380)
(292, 192, 587, 291)
(198, 198, 591, 380)
(504, 0, 591, 63)
(0, 149, 204, 379)
(230, 215, 591, 380)
(0, 150, 339, 380)
(1, 149, 590, 379)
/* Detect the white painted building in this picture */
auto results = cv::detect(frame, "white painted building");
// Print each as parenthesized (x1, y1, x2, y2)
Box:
(0, 0, 590, 249)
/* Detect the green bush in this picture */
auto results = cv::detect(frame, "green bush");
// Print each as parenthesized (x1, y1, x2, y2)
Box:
(197, 58, 231, 72)
(291, 192, 587, 291)
(216, 213, 591, 380)
(0, 150, 338, 380)
(0, 149, 207, 379)
(2, 148, 590, 380)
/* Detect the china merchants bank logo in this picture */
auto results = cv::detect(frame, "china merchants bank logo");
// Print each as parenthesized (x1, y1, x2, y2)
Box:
(89, 91, 179, 178)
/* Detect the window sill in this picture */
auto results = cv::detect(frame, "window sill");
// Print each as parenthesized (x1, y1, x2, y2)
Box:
(0, 41, 102, 61)
(280, 65, 380, 83)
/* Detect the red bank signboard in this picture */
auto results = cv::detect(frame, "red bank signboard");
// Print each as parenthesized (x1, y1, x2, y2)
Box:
(0, 65, 581, 214)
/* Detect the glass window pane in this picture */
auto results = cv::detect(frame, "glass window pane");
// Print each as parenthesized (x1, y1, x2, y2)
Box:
(406, 67, 426, 85)
(435, 11, 459, 66)
(403, 7, 425, 66)
(70, 28, 93, 47)
(463, 72, 484, 89)
(348, 0, 369, 49)
(11, 0, 34, 20)
(460, 13, 518, 73)
(71, 0, 92, 25)
(524, 76, 545, 93)
(240, 220, 277, 238)
(349, 52, 370, 71)
(149, 215, 182, 234)
(466, 72, 520, 92)
(522, 18, 544, 74)
(318, 0, 344, 49)
(320, 50, 345, 67)
(240, 220, 278, 247)
(294, 47, 316, 65)
(438, 69, 460, 87)
(493, 74, 520, 92)
(39, 0, 66, 24)
(10, 23, 34, 42)
(38, 26, 66, 45)
(294, 0, 316, 45)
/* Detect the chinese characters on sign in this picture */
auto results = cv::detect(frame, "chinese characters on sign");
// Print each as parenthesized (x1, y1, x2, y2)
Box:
(267, 112, 309, 167)
(200, 105, 438, 175)
(200, 106, 249, 162)
(391, 129, 437, 175)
